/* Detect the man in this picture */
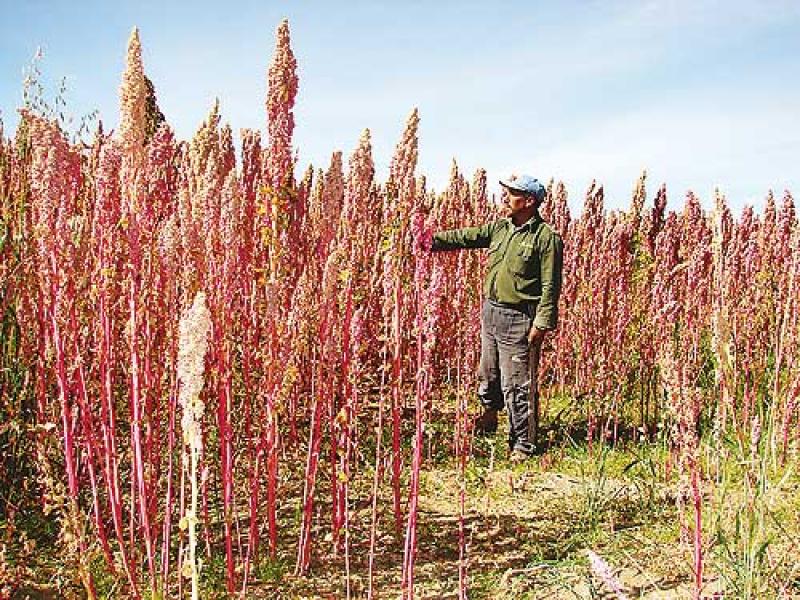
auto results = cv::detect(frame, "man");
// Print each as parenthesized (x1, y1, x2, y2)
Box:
(427, 174, 563, 461)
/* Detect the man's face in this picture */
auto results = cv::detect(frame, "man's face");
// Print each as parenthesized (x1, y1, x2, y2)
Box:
(502, 187, 534, 217)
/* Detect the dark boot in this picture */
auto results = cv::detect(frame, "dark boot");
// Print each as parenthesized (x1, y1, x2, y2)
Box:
(473, 408, 499, 436)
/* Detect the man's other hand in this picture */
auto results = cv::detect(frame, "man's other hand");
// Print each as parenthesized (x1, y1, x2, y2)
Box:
(528, 326, 546, 345)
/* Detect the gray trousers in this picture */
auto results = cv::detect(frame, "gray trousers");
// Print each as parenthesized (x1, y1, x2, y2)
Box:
(478, 300, 541, 454)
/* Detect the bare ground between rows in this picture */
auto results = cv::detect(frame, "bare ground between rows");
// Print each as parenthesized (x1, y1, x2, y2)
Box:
(251, 466, 706, 599)
(10, 459, 798, 599)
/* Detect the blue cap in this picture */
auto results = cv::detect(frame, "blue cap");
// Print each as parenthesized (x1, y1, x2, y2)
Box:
(499, 174, 546, 202)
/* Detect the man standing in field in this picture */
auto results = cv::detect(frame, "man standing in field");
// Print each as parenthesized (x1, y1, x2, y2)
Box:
(426, 175, 563, 461)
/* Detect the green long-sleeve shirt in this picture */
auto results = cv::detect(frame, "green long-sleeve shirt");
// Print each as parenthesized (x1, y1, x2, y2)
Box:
(432, 212, 564, 330)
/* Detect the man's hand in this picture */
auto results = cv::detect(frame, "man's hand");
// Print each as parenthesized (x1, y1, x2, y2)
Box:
(528, 326, 547, 345)
(415, 230, 433, 253)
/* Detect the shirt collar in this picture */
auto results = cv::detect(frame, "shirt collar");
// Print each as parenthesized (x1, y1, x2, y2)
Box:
(506, 210, 542, 232)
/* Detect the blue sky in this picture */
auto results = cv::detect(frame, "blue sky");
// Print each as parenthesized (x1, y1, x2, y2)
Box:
(1, 0, 798, 212)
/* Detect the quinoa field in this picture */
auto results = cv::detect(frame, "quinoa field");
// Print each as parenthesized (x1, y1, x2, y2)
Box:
(0, 19, 799, 600)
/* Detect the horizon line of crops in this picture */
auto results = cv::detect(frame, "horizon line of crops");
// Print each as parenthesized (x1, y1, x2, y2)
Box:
(0, 18, 798, 600)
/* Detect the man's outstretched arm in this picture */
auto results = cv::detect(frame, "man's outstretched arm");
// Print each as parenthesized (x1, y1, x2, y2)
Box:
(430, 222, 497, 251)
